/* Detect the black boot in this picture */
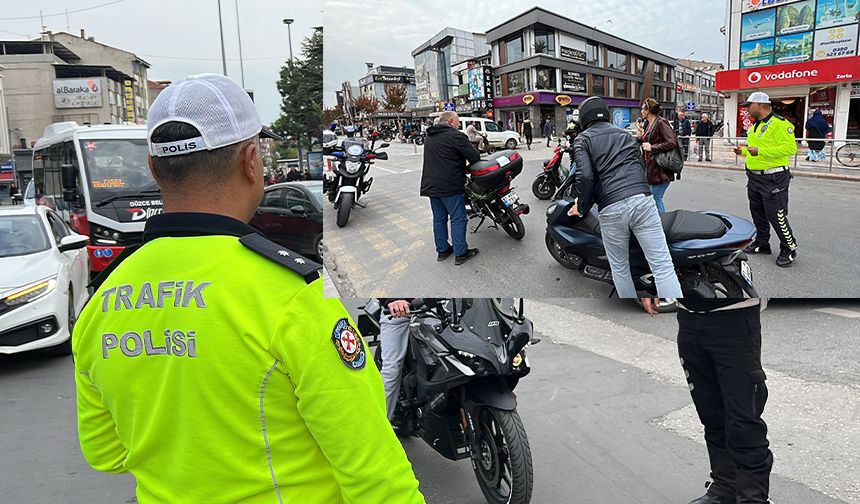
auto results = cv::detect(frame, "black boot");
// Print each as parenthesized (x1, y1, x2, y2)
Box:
(687, 492, 733, 504)
(743, 243, 772, 255)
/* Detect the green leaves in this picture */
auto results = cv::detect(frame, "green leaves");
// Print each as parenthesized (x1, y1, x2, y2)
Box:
(274, 27, 323, 150)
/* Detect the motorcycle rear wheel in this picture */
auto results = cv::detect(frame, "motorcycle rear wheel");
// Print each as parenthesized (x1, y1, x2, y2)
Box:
(500, 204, 526, 240)
(702, 264, 758, 298)
(336, 192, 354, 227)
(545, 233, 578, 269)
(531, 176, 555, 200)
(472, 407, 534, 504)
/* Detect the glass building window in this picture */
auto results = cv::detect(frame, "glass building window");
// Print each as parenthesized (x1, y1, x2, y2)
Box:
(505, 34, 524, 64)
(586, 42, 600, 66)
(505, 70, 527, 95)
(653, 63, 662, 80)
(592, 75, 605, 96)
(535, 67, 556, 90)
(607, 49, 627, 71)
(615, 79, 628, 98)
(533, 29, 555, 57)
(637, 58, 645, 75)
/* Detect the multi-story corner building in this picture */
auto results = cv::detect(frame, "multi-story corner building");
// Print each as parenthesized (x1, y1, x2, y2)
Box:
(485, 7, 677, 134)
(674, 59, 725, 122)
(357, 64, 418, 110)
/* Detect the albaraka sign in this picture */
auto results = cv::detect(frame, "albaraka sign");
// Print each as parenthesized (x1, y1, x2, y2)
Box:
(716, 56, 860, 91)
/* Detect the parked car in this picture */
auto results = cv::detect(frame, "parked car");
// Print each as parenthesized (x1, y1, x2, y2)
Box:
(249, 181, 324, 261)
(23, 179, 36, 206)
(459, 117, 521, 150)
(0, 205, 90, 356)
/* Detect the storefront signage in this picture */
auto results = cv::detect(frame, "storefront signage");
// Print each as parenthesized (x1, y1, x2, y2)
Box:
(124, 80, 135, 122)
(815, 0, 860, 29)
(372, 74, 416, 84)
(54, 78, 103, 109)
(741, 39, 776, 67)
(555, 95, 572, 106)
(716, 55, 860, 90)
(775, 0, 815, 36)
(610, 107, 631, 128)
(560, 45, 586, 63)
(742, 0, 802, 14)
(813, 24, 859, 60)
(561, 71, 586, 93)
(775, 32, 813, 63)
(468, 66, 494, 100)
(522, 94, 535, 105)
(742, 9, 777, 41)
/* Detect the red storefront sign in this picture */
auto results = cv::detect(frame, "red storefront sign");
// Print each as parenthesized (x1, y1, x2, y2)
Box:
(716, 56, 860, 91)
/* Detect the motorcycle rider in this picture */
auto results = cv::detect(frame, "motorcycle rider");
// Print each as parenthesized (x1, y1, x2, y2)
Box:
(465, 121, 487, 152)
(567, 96, 682, 299)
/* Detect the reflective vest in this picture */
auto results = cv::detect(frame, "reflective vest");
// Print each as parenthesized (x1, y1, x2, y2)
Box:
(741, 114, 798, 171)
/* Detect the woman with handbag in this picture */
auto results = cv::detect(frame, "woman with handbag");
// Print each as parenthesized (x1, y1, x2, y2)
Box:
(637, 98, 678, 214)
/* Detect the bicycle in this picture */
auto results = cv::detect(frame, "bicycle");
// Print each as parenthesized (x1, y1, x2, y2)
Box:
(835, 142, 860, 167)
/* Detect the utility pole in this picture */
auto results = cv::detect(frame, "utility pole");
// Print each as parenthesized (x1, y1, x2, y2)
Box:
(217, 0, 228, 75)
(282, 18, 303, 172)
(235, 0, 245, 88)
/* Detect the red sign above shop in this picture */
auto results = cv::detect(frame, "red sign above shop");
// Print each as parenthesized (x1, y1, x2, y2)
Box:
(716, 56, 860, 91)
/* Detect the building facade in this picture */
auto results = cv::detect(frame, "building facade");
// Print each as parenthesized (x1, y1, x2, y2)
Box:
(716, 0, 860, 139)
(412, 28, 490, 114)
(0, 65, 10, 162)
(674, 59, 725, 121)
(485, 7, 677, 135)
(357, 64, 418, 110)
(450, 52, 494, 118)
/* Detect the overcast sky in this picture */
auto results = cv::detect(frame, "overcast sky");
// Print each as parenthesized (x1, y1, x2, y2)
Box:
(324, 0, 727, 106)
(0, 0, 321, 124)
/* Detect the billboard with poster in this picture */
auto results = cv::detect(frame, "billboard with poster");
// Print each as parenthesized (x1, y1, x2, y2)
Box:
(741, 38, 776, 67)
(610, 107, 631, 128)
(813, 24, 859, 59)
(776, 31, 814, 63)
(776, 0, 816, 35)
(742, 0, 803, 14)
(815, 0, 860, 28)
(742, 9, 777, 41)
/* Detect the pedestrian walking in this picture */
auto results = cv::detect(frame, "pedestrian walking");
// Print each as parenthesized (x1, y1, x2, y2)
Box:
(521, 116, 533, 150)
(568, 96, 682, 298)
(286, 166, 301, 181)
(420, 110, 481, 266)
(643, 298, 773, 504)
(638, 98, 678, 215)
(543, 118, 554, 147)
(804, 109, 831, 162)
(673, 110, 693, 160)
(72, 73, 425, 504)
(695, 113, 716, 162)
(733, 92, 799, 267)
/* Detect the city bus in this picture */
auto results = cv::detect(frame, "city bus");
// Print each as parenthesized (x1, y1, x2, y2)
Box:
(31, 122, 162, 274)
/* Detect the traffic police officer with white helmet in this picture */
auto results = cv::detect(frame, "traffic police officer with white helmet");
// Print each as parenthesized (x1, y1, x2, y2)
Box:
(734, 92, 799, 267)
(73, 73, 425, 504)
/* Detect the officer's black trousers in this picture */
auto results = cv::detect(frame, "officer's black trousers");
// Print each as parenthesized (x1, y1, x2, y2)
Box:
(677, 307, 773, 504)
(746, 170, 797, 253)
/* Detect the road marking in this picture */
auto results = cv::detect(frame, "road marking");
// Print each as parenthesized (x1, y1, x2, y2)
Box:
(814, 307, 860, 319)
(372, 165, 399, 174)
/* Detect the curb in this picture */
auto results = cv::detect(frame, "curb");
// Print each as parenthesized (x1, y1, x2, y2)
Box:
(684, 161, 860, 182)
(321, 244, 356, 298)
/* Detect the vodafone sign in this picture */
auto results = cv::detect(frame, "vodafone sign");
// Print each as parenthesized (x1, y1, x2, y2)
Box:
(717, 56, 860, 91)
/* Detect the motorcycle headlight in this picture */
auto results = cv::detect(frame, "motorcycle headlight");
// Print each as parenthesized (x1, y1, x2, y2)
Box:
(2, 277, 57, 307)
(345, 160, 362, 174)
(546, 203, 557, 216)
(512, 351, 525, 368)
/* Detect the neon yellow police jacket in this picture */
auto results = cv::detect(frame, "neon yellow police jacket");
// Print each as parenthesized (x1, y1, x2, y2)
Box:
(740, 113, 798, 171)
(73, 212, 425, 504)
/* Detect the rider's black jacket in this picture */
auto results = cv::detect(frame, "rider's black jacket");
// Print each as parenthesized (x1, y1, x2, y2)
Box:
(420, 123, 481, 198)
(573, 121, 651, 214)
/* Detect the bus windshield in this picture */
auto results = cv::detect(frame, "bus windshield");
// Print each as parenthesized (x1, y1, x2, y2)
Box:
(78, 139, 158, 202)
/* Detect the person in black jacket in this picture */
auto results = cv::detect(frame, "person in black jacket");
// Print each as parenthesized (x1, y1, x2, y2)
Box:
(568, 96, 682, 298)
(673, 111, 693, 160)
(695, 114, 716, 162)
(419, 111, 481, 266)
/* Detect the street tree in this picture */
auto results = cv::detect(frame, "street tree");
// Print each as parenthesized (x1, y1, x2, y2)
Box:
(323, 107, 341, 126)
(274, 27, 323, 151)
(352, 94, 380, 117)
(382, 84, 408, 112)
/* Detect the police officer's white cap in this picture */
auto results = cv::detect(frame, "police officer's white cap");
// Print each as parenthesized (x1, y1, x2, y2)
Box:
(741, 92, 771, 106)
(147, 73, 282, 158)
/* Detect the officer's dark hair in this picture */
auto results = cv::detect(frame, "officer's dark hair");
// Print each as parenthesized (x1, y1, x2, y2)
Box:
(149, 121, 255, 186)
(642, 98, 661, 115)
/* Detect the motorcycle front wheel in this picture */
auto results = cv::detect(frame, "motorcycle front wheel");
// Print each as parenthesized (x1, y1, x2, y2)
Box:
(545, 233, 579, 270)
(499, 204, 526, 240)
(472, 407, 534, 504)
(336, 192, 355, 227)
(531, 176, 555, 200)
(415, 136, 425, 146)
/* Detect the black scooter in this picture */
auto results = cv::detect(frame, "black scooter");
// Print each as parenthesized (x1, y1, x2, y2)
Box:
(359, 298, 537, 504)
(545, 176, 759, 297)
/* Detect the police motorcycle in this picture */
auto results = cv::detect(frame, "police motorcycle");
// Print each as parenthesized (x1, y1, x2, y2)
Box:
(545, 174, 760, 297)
(465, 150, 530, 240)
(323, 131, 389, 227)
(359, 298, 537, 504)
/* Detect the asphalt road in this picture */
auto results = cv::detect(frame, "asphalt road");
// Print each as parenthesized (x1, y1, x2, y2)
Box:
(2, 299, 856, 503)
(323, 141, 860, 298)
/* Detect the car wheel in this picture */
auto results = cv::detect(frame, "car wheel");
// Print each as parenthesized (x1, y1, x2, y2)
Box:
(314, 235, 324, 262)
(505, 139, 517, 150)
(48, 287, 75, 357)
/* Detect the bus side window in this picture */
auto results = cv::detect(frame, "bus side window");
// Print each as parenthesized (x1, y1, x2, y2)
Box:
(63, 141, 84, 207)
(43, 144, 62, 211)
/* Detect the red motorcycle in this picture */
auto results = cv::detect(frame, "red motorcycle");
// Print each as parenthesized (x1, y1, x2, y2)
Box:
(532, 138, 573, 200)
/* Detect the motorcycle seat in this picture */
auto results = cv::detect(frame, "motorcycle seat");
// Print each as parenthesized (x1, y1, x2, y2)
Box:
(661, 210, 727, 242)
(542, 160, 550, 167)
(572, 212, 601, 235)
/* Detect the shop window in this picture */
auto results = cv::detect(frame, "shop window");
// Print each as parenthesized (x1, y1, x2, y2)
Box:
(505, 70, 527, 95)
(534, 29, 555, 57)
(535, 67, 556, 90)
(592, 75, 605, 96)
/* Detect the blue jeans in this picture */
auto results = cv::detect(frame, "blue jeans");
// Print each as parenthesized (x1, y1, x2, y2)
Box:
(597, 194, 683, 298)
(429, 194, 468, 257)
(380, 315, 410, 419)
(650, 182, 670, 214)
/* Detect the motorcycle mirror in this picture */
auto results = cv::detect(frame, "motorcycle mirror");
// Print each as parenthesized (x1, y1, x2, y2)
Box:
(375, 152, 389, 160)
(379, 142, 390, 148)
(518, 298, 525, 322)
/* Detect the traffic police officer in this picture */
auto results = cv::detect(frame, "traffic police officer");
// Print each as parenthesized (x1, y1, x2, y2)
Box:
(734, 92, 799, 267)
(644, 298, 773, 504)
(73, 74, 425, 504)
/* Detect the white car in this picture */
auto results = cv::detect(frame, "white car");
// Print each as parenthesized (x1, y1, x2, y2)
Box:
(0, 205, 90, 356)
(459, 117, 521, 150)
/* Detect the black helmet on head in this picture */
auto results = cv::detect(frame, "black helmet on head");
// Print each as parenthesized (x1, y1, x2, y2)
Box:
(579, 96, 611, 130)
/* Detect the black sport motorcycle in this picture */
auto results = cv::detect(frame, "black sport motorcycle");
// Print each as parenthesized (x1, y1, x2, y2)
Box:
(545, 175, 759, 297)
(359, 298, 537, 504)
(466, 150, 530, 240)
(323, 133, 389, 227)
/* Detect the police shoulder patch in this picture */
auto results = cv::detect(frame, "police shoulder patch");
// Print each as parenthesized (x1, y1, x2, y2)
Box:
(331, 318, 366, 370)
(239, 233, 321, 284)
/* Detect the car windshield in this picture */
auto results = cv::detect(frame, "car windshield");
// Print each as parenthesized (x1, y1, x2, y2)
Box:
(0, 215, 50, 258)
(24, 180, 34, 199)
(79, 139, 160, 203)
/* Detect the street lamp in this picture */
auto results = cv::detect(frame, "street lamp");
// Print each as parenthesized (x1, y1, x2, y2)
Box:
(282, 18, 302, 172)
(217, 0, 228, 75)
(235, 0, 245, 87)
